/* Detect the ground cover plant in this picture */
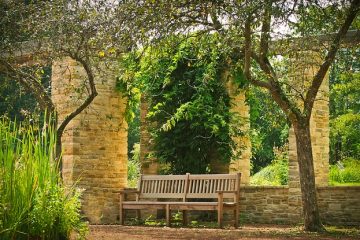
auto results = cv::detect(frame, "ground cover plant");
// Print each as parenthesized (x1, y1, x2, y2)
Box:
(0, 118, 88, 240)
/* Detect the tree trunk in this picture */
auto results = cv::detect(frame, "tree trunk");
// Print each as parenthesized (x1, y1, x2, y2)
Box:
(293, 119, 324, 232)
(56, 134, 63, 177)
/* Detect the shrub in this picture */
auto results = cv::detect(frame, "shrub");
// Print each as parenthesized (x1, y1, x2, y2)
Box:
(250, 146, 288, 186)
(128, 143, 140, 187)
(330, 158, 360, 184)
(0, 119, 88, 240)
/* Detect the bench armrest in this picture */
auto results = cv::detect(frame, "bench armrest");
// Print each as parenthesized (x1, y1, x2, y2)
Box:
(120, 188, 140, 202)
(120, 188, 140, 194)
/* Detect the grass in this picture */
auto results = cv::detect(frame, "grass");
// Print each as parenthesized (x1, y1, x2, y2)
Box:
(0, 118, 88, 240)
(330, 158, 360, 185)
(329, 182, 360, 186)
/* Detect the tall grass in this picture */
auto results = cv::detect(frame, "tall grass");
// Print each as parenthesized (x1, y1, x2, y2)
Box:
(0, 118, 87, 239)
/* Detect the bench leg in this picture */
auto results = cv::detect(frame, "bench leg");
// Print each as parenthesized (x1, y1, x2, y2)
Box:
(218, 193, 224, 228)
(218, 206, 223, 228)
(234, 207, 239, 228)
(182, 210, 188, 226)
(120, 206, 124, 225)
(136, 209, 141, 221)
(166, 204, 171, 227)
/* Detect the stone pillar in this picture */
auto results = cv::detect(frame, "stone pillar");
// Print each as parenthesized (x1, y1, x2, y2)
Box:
(227, 83, 251, 185)
(288, 127, 303, 223)
(310, 78, 330, 186)
(52, 58, 128, 223)
(140, 95, 159, 174)
(287, 51, 330, 222)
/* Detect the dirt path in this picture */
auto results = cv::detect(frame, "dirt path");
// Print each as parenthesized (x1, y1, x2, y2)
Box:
(82, 225, 360, 240)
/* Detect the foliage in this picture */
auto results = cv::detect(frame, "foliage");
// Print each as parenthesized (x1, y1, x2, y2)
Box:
(329, 158, 360, 185)
(250, 145, 289, 186)
(128, 143, 141, 188)
(119, 34, 243, 174)
(329, 48, 360, 163)
(0, 0, 144, 161)
(0, 119, 88, 240)
(248, 86, 289, 174)
(0, 67, 51, 122)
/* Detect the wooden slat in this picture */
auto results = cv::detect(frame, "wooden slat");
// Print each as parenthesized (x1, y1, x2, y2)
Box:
(206, 179, 210, 193)
(164, 180, 168, 193)
(155, 180, 159, 193)
(159, 180, 163, 193)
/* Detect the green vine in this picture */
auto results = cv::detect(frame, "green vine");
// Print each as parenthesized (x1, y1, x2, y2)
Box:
(118, 34, 244, 174)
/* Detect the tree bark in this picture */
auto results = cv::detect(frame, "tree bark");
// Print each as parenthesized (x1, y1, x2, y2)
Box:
(293, 119, 324, 232)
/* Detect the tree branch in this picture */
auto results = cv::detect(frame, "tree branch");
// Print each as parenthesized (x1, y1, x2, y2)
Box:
(56, 53, 98, 139)
(210, 3, 222, 31)
(259, 0, 271, 59)
(304, 0, 360, 118)
(244, 16, 251, 80)
(0, 60, 55, 112)
(250, 51, 301, 121)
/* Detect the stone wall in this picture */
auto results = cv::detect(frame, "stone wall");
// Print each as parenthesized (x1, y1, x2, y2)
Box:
(240, 186, 289, 224)
(52, 58, 128, 223)
(238, 186, 360, 225)
(317, 186, 360, 225)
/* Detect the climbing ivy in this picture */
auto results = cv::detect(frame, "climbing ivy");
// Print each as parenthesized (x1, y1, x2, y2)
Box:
(118, 34, 244, 174)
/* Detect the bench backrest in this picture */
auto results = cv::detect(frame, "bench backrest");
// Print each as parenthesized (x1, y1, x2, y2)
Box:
(187, 174, 240, 199)
(138, 174, 188, 200)
(138, 173, 241, 201)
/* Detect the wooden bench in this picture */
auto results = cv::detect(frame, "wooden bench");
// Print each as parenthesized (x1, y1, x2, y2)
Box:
(119, 173, 241, 228)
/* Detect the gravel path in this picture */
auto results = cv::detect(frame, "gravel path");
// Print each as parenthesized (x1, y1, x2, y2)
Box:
(77, 225, 360, 240)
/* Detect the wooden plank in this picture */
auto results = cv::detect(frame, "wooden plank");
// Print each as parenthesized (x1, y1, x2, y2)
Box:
(183, 173, 190, 201)
(122, 205, 167, 210)
(170, 205, 217, 211)
(142, 175, 187, 180)
(154, 180, 159, 193)
(199, 179, 203, 193)
(206, 179, 210, 193)
(172, 180, 179, 193)
(164, 179, 168, 193)
(140, 193, 185, 199)
(189, 174, 237, 180)
(160, 180, 164, 193)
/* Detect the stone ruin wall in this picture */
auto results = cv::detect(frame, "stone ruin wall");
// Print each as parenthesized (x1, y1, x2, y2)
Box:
(50, 53, 360, 225)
